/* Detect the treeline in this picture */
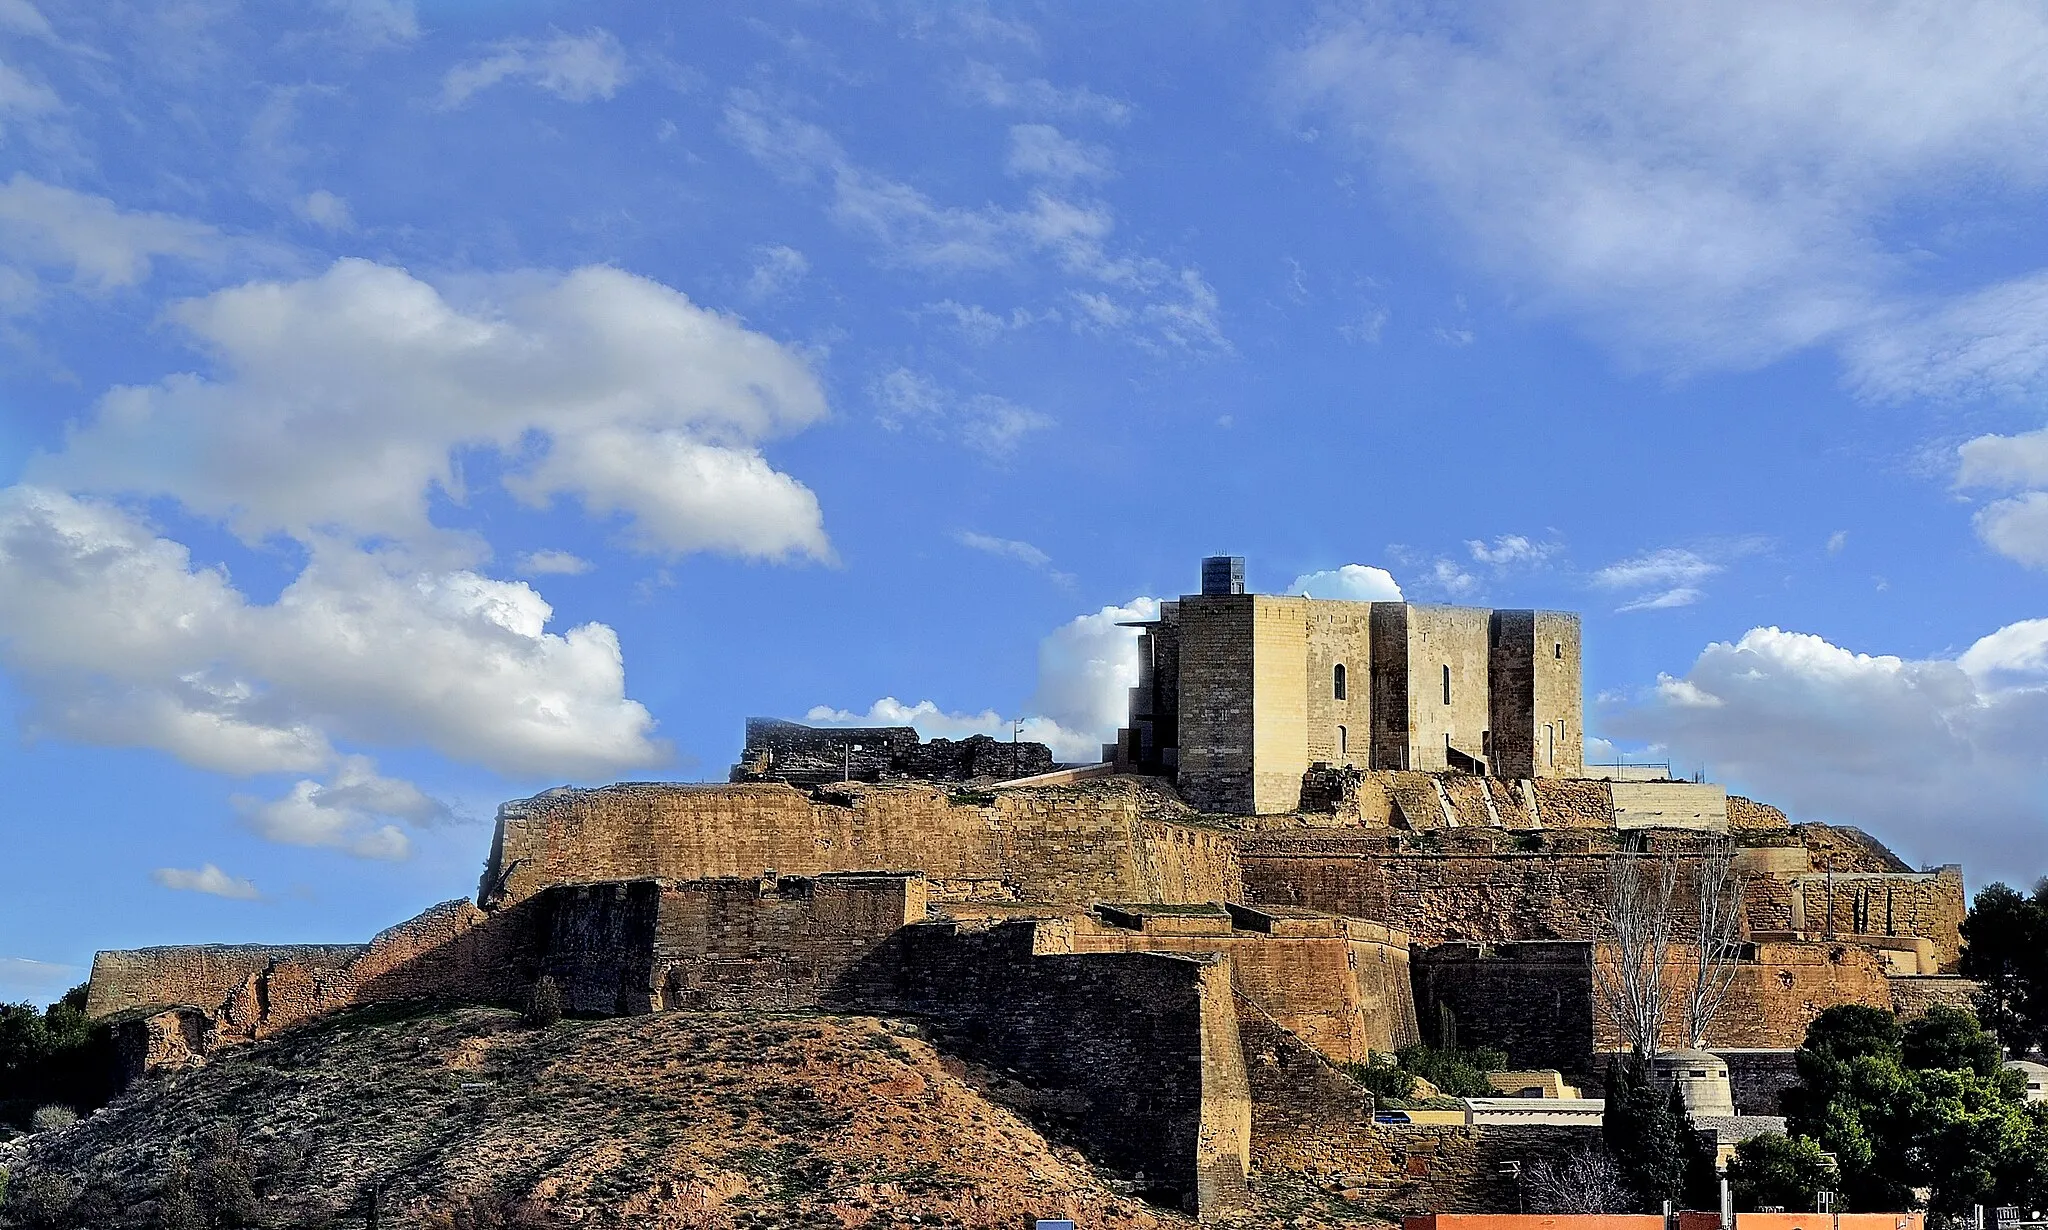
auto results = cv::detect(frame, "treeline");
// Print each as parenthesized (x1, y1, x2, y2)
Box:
(0, 986, 120, 1136)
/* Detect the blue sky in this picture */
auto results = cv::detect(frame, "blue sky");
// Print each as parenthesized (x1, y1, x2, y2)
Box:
(4, 1, 2048, 1003)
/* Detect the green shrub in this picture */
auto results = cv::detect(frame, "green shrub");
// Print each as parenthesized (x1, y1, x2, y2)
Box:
(29, 1106, 75, 1133)
(524, 977, 563, 1028)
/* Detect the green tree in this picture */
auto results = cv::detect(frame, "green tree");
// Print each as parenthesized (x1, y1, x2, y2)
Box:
(1727, 1133, 1837, 1212)
(1960, 880, 2048, 1056)
(1902, 1005, 2007, 1083)
(1604, 1058, 1688, 1211)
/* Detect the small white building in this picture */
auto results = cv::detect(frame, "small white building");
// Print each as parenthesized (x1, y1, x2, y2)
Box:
(2006, 1059, 2048, 1103)
(1464, 1097, 1605, 1127)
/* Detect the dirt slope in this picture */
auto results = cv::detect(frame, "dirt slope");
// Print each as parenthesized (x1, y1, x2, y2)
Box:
(2, 1004, 1198, 1229)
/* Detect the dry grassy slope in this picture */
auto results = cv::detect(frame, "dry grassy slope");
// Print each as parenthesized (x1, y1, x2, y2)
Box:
(7, 1004, 1208, 1230)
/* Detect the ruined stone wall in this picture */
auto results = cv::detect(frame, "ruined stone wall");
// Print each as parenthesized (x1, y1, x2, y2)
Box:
(85, 944, 364, 1019)
(1716, 1050, 1799, 1117)
(838, 918, 1250, 1212)
(1530, 778, 1614, 828)
(485, 780, 1234, 908)
(86, 899, 534, 1048)
(1728, 797, 1791, 834)
(1783, 867, 1966, 970)
(1890, 975, 1985, 1018)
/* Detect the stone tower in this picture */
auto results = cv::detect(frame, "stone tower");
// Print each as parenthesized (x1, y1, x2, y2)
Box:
(1114, 557, 1583, 814)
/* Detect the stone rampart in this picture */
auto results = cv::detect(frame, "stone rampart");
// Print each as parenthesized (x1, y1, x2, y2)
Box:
(483, 780, 1239, 908)
(85, 944, 365, 1019)
(837, 917, 1251, 1213)
(536, 872, 929, 1015)
(1067, 905, 1418, 1061)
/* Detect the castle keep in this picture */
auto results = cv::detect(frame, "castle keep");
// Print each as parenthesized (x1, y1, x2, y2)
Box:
(80, 558, 1975, 1219)
(1117, 557, 1583, 813)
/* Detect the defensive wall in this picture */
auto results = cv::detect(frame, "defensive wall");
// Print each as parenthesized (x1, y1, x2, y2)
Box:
(1413, 939, 1909, 1077)
(481, 779, 1240, 909)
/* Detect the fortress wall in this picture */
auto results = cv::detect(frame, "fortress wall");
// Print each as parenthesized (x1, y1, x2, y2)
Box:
(839, 918, 1251, 1213)
(1240, 852, 1618, 945)
(1529, 778, 1614, 828)
(1072, 925, 1418, 1061)
(1177, 595, 1259, 814)
(537, 873, 930, 1015)
(487, 781, 1219, 909)
(1405, 605, 1494, 773)
(85, 944, 364, 1020)
(1251, 597, 1312, 814)
(1413, 942, 1597, 1072)
(1890, 974, 1984, 1018)
(1785, 867, 1966, 970)
(1131, 817, 1245, 903)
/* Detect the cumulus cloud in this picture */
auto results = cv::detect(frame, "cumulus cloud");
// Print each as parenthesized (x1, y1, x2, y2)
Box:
(810, 597, 1158, 762)
(152, 863, 262, 900)
(39, 258, 830, 562)
(872, 367, 1052, 457)
(0, 486, 664, 778)
(1611, 621, 2048, 876)
(234, 755, 446, 860)
(723, 93, 1221, 353)
(1284, 2, 2048, 385)
(1288, 563, 1404, 602)
(440, 29, 631, 108)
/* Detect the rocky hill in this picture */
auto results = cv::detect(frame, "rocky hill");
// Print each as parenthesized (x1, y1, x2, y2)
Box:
(0, 1003, 1227, 1230)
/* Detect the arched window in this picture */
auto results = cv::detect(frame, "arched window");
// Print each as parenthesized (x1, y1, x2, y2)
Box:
(1333, 663, 1347, 701)
(1338, 725, 1348, 756)
(1442, 664, 1452, 705)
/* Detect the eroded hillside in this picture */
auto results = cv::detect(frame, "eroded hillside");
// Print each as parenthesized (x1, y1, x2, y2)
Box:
(2, 1004, 1207, 1230)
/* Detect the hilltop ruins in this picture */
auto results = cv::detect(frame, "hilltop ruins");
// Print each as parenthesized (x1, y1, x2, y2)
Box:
(80, 558, 1974, 1218)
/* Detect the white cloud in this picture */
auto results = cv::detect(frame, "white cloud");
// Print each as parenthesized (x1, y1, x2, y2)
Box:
(1006, 124, 1112, 182)
(917, 299, 1053, 343)
(325, 0, 418, 44)
(1593, 548, 1721, 590)
(956, 62, 1131, 125)
(516, 549, 591, 576)
(956, 530, 1072, 585)
(234, 755, 445, 860)
(0, 175, 220, 300)
(0, 956, 78, 991)
(1827, 530, 1849, 554)
(723, 93, 1222, 353)
(39, 258, 830, 562)
(810, 597, 1159, 763)
(1288, 563, 1405, 602)
(0, 1, 57, 40)
(1338, 306, 1388, 345)
(440, 29, 631, 108)
(1467, 534, 1557, 567)
(872, 367, 1052, 457)
(744, 245, 808, 301)
(1611, 621, 2048, 875)
(296, 189, 355, 233)
(152, 863, 261, 900)
(1975, 493, 2048, 568)
(1617, 586, 1703, 613)
(1285, 3, 2048, 383)
(0, 486, 665, 778)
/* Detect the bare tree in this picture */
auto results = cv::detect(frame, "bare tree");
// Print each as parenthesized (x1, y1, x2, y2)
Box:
(1523, 1146, 1636, 1215)
(1595, 839, 1680, 1061)
(1682, 839, 1747, 1049)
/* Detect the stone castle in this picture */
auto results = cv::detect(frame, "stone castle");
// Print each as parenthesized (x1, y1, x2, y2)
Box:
(81, 558, 1975, 1218)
